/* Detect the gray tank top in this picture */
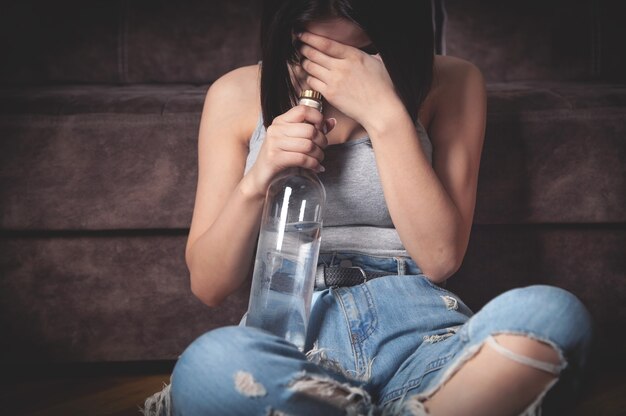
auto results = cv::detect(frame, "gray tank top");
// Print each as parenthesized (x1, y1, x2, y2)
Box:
(244, 112, 433, 257)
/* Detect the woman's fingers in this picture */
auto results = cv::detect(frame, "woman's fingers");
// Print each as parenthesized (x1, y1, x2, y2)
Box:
(280, 122, 317, 140)
(276, 137, 325, 163)
(279, 105, 324, 132)
(300, 44, 336, 72)
(271, 119, 335, 173)
(278, 151, 324, 172)
(298, 46, 334, 89)
(298, 32, 350, 59)
(278, 123, 328, 149)
(249, 104, 333, 195)
(301, 55, 332, 78)
(262, 106, 338, 175)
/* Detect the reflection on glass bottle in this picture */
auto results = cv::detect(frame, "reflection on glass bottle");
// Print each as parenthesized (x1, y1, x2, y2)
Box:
(245, 90, 325, 351)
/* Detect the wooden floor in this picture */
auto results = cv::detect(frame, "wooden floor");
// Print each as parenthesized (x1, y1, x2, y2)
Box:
(2, 361, 625, 415)
(2, 361, 174, 416)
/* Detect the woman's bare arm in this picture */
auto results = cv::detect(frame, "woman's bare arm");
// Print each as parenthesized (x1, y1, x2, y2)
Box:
(365, 58, 487, 283)
(292, 31, 485, 283)
(185, 65, 332, 307)
(185, 66, 265, 307)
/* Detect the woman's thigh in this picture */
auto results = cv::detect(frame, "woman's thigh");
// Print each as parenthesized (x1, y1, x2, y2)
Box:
(308, 272, 473, 403)
(380, 284, 594, 413)
(170, 325, 373, 416)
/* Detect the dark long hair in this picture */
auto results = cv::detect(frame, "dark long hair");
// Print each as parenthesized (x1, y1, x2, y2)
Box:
(260, 0, 435, 129)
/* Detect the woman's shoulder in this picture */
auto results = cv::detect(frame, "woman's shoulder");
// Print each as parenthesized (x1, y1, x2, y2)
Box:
(434, 55, 483, 82)
(204, 62, 262, 145)
(210, 64, 261, 93)
(433, 55, 485, 99)
(427, 55, 485, 120)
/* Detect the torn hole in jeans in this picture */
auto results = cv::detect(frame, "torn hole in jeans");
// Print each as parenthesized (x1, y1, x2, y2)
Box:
(385, 333, 567, 416)
(234, 370, 268, 397)
(288, 370, 375, 416)
(306, 341, 375, 383)
(423, 325, 461, 344)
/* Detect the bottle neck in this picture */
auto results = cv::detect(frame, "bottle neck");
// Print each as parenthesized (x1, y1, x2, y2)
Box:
(298, 98, 322, 113)
(269, 167, 322, 189)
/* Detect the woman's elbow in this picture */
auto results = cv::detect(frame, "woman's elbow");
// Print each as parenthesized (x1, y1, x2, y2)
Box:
(186, 251, 225, 307)
(420, 250, 463, 284)
(190, 272, 227, 308)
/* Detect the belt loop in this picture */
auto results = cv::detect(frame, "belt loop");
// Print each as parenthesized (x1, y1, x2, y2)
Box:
(395, 257, 406, 275)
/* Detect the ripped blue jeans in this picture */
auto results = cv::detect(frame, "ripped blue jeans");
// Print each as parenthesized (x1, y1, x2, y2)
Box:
(168, 252, 593, 415)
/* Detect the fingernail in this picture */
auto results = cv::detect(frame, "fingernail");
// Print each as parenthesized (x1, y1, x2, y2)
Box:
(318, 165, 326, 173)
(322, 124, 328, 134)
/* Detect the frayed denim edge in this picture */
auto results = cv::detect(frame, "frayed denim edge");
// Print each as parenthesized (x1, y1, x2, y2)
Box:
(140, 377, 172, 416)
(384, 331, 568, 416)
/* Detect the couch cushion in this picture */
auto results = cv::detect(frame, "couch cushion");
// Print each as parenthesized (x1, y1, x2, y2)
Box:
(0, 234, 251, 363)
(1, 81, 624, 231)
(443, 0, 626, 83)
(476, 81, 626, 224)
(3, 0, 625, 85)
(1, 224, 623, 364)
(0, 0, 261, 85)
(0, 84, 204, 231)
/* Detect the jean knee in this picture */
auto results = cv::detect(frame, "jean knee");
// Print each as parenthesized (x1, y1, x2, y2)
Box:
(476, 285, 593, 362)
(173, 325, 276, 377)
(170, 326, 275, 411)
(519, 285, 592, 346)
(170, 326, 351, 415)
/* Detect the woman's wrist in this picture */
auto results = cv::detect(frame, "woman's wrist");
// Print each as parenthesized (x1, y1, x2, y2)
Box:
(238, 174, 267, 202)
(361, 95, 408, 138)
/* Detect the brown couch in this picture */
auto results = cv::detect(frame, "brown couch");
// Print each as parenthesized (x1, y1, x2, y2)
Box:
(1, 0, 624, 396)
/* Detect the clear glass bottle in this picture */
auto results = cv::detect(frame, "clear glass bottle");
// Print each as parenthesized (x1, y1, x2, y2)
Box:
(245, 90, 326, 351)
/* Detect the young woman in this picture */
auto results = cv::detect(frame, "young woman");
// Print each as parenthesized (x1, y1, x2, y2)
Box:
(143, 1, 592, 414)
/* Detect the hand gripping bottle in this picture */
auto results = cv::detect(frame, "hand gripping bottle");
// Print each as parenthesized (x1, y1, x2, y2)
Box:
(245, 90, 326, 351)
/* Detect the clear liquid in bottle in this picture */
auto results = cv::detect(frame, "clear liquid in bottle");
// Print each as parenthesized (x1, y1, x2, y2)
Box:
(245, 90, 325, 351)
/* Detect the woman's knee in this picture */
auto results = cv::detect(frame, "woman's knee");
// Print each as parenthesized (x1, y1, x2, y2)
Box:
(476, 285, 593, 357)
(170, 325, 354, 415)
(170, 326, 291, 414)
(173, 326, 285, 378)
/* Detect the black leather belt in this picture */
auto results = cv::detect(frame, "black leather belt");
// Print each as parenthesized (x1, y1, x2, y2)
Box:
(315, 265, 392, 289)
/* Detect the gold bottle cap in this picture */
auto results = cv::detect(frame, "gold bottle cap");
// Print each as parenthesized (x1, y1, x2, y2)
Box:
(300, 89, 323, 101)
(298, 89, 323, 113)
